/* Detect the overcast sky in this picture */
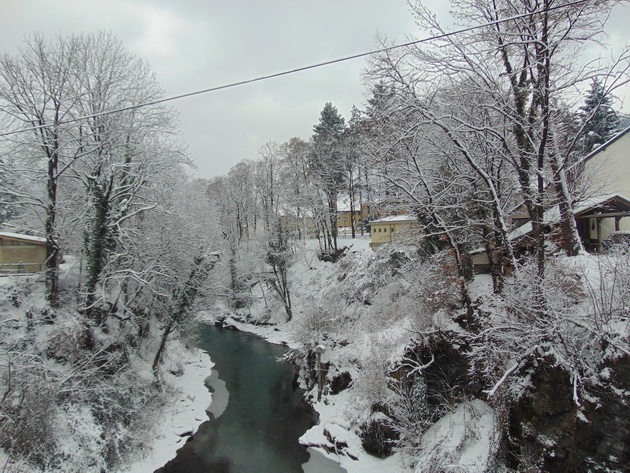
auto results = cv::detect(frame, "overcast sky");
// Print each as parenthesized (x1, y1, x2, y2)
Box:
(1, 1, 628, 179)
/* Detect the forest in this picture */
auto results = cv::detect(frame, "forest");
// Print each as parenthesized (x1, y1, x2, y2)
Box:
(1, 0, 629, 472)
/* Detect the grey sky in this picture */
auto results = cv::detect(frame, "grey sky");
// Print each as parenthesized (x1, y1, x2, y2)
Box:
(1, 1, 628, 179)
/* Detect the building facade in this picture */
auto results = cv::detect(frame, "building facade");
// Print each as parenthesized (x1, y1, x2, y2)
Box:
(0, 232, 47, 274)
(369, 215, 422, 250)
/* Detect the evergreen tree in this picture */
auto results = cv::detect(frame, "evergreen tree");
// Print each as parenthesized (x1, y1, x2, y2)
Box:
(579, 79, 620, 151)
(313, 102, 346, 137)
(311, 103, 346, 254)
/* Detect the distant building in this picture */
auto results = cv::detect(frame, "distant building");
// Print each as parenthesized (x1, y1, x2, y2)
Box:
(337, 202, 384, 232)
(337, 209, 362, 230)
(0, 232, 47, 274)
(369, 215, 422, 251)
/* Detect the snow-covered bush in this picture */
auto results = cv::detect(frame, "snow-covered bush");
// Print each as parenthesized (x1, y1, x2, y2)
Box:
(470, 252, 630, 405)
(292, 297, 346, 347)
(352, 340, 393, 415)
(580, 249, 630, 333)
(387, 375, 431, 448)
(0, 355, 57, 468)
(46, 315, 95, 365)
(411, 251, 464, 314)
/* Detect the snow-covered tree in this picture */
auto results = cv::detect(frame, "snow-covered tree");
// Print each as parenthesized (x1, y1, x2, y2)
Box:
(369, 0, 630, 282)
(0, 33, 80, 306)
(311, 102, 346, 254)
(579, 78, 620, 151)
(66, 33, 187, 320)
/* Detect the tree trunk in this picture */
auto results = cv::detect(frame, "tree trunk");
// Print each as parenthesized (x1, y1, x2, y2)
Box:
(45, 142, 60, 308)
(84, 180, 113, 320)
(152, 320, 174, 372)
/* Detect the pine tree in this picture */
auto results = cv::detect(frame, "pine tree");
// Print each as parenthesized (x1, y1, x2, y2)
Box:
(311, 103, 347, 254)
(579, 79, 620, 151)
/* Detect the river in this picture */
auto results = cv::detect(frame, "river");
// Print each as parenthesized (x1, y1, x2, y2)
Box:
(156, 323, 346, 473)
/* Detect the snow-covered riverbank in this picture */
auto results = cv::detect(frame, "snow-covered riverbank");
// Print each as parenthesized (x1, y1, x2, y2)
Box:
(125, 342, 214, 473)
(218, 315, 408, 473)
(212, 236, 412, 473)
(207, 236, 514, 473)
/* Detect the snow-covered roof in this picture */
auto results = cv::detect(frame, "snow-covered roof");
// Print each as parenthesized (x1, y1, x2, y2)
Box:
(371, 214, 417, 224)
(582, 126, 630, 164)
(574, 193, 630, 215)
(509, 193, 630, 240)
(0, 232, 46, 244)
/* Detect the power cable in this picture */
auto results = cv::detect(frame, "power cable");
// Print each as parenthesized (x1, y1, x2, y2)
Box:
(0, 0, 591, 138)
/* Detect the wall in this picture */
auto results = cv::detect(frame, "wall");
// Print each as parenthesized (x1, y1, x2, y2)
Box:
(369, 219, 421, 250)
(0, 238, 46, 273)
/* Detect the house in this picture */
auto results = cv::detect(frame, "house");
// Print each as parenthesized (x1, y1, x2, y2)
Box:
(510, 128, 630, 250)
(577, 126, 630, 245)
(369, 215, 422, 250)
(0, 232, 47, 274)
(574, 194, 630, 251)
(337, 202, 385, 232)
(472, 128, 630, 272)
(581, 126, 630, 202)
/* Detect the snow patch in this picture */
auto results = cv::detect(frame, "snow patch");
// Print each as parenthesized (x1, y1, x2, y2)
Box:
(414, 400, 501, 473)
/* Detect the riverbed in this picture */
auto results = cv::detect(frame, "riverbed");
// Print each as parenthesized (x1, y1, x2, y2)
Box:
(156, 323, 346, 473)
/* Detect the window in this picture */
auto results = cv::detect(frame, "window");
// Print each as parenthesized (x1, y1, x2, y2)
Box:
(391, 227, 395, 233)
(384, 228, 387, 232)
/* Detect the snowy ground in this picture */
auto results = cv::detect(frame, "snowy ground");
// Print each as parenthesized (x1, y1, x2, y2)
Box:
(0, 236, 505, 473)
(0, 261, 216, 473)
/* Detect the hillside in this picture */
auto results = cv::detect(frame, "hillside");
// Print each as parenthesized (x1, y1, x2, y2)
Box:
(0, 259, 213, 473)
(220, 237, 630, 473)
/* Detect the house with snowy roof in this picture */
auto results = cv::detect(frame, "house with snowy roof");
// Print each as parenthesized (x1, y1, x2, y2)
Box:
(509, 127, 630, 250)
(473, 128, 630, 272)
(369, 214, 422, 250)
(0, 232, 47, 274)
(582, 126, 630, 199)
(575, 126, 630, 248)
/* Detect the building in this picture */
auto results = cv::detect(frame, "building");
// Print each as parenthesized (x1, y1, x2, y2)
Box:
(0, 232, 47, 274)
(509, 128, 630, 250)
(582, 126, 630, 202)
(577, 126, 630, 244)
(573, 194, 630, 251)
(369, 215, 422, 250)
(472, 128, 630, 272)
(337, 202, 385, 232)
(337, 209, 362, 230)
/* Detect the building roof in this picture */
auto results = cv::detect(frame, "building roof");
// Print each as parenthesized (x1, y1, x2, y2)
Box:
(582, 126, 630, 164)
(508, 193, 630, 240)
(574, 193, 630, 216)
(371, 215, 417, 224)
(0, 232, 47, 244)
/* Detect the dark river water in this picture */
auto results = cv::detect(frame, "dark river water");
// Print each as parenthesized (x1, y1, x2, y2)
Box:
(156, 324, 345, 473)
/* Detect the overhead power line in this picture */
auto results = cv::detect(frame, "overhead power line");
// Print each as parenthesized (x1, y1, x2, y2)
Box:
(0, 0, 591, 138)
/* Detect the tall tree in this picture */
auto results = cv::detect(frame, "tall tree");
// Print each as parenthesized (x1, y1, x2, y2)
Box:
(0, 33, 80, 306)
(370, 0, 629, 284)
(68, 33, 182, 320)
(311, 102, 346, 254)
